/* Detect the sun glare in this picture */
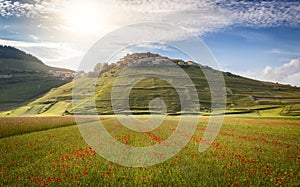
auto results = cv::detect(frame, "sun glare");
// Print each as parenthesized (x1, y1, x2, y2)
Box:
(61, 1, 107, 34)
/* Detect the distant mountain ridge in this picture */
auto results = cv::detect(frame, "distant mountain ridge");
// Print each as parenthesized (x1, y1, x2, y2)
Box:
(0, 46, 74, 110)
(0, 45, 43, 64)
(0, 45, 74, 74)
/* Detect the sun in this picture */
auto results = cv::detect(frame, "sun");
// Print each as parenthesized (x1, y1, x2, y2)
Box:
(61, 1, 108, 34)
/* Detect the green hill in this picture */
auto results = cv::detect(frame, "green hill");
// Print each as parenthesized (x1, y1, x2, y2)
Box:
(0, 45, 75, 110)
(2, 52, 300, 117)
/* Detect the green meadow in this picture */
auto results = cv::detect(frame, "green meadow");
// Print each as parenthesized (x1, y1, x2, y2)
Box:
(0, 116, 299, 186)
(2, 64, 300, 117)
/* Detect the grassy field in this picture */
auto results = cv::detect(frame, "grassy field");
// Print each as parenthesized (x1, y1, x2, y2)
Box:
(2, 53, 300, 117)
(0, 58, 73, 111)
(0, 116, 299, 186)
(0, 116, 76, 138)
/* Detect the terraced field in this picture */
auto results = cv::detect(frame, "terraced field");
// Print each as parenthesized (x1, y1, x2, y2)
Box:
(2, 60, 300, 117)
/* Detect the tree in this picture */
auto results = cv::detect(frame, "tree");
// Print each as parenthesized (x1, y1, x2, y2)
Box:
(94, 63, 109, 73)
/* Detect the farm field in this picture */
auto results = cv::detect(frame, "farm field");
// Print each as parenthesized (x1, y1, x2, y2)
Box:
(2, 53, 300, 118)
(0, 116, 299, 186)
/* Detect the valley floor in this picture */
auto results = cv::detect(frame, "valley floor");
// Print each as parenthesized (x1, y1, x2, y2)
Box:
(0, 115, 299, 186)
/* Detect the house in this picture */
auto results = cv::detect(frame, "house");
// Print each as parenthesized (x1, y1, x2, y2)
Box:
(49, 70, 75, 79)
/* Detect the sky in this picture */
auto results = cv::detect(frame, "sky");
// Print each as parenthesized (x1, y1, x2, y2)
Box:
(0, 0, 300, 86)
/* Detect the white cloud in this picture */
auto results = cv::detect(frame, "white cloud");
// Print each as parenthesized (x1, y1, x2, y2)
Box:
(235, 59, 300, 86)
(263, 65, 272, 76)
(262, 59, 300, 86)
(270, 48, 300, 56)
(283, 72, 300, 87)
(0, 0, 58, 18)
(133, 43, 171, 51)
(29, 34, 38, 40)
(0, 39, 83, 69)
(111, 0, 300, 30)
(0, 38, 62, 48)
(1, 0, 300, 36)
(217, 1, 300, 27)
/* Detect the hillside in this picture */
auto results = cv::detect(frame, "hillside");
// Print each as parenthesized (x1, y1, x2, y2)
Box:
(0, 45, 75, 110)
(2, 52, 300, 117)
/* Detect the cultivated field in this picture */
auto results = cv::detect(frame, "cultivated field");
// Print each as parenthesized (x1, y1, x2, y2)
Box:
(0, 116, 76, 138)
(0, 116, 299, 186)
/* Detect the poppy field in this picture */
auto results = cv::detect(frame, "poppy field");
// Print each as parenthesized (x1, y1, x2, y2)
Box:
(0, 116, 299, 186)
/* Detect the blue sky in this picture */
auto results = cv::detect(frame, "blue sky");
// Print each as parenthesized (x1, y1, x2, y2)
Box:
(0, 0, 300, 86)
(203, 27, 300, 71)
